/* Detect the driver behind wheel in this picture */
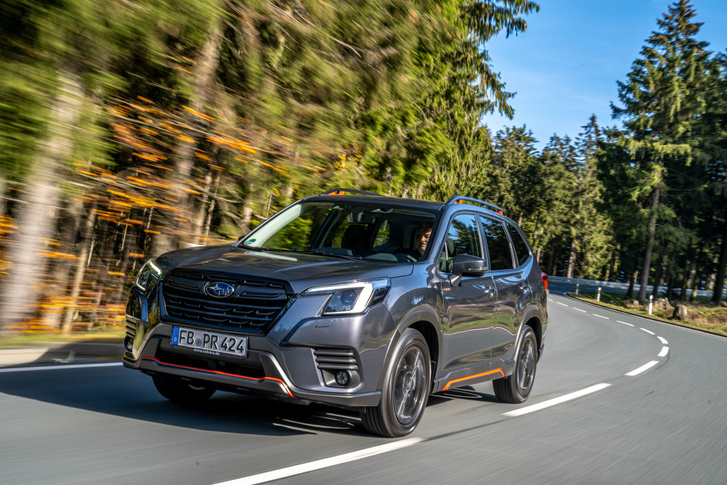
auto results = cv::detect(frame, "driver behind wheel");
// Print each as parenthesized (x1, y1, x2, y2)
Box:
(396, 222, 432, 261)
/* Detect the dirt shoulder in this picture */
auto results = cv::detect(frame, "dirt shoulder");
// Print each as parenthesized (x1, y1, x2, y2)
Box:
(567, 293, 727, 337)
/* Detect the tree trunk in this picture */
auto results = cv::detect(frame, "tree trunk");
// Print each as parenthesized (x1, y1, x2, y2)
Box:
(566, 240, 576, 278)
(192, 171, 213, 244)
(0, 69, 82, 331)
(651, 243, 666, 298)
(688, 251, 700, 303)
(162, 14, 223, 254)
(61, 202, 97, 333)
(712, 230, 727, 304)
(546, 240, 558, 276)
(638, 184, 660, 303)
(615, 246, 626, 282)
(667, 260, 679, 300)
(40, 196, 83, 330)
(626, 269, 637, 300)
(0, 176, 8, 217)
(202, 172, 220, 241)
(679, 249, 694, 302)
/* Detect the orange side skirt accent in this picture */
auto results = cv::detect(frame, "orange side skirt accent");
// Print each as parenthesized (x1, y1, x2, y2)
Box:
(443, 368, 505, 391)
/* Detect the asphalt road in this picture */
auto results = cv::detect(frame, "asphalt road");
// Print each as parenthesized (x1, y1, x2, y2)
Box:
(2, 292, 726, 485)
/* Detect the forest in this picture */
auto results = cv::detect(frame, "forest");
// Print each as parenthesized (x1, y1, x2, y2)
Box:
(0, 0, 725, 333)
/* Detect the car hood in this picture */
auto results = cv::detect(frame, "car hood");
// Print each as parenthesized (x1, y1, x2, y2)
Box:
(155, 244, 413, 293)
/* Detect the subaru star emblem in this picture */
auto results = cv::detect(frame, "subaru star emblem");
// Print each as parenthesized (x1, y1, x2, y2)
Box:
(204, 282, 235, 298)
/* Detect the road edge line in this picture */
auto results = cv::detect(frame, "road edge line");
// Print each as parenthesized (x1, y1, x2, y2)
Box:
(502, 383, 611, 417)
(213, 437, 425, 485)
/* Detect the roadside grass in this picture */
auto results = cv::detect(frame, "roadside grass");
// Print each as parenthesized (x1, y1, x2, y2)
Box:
(570, 291, 727, 337)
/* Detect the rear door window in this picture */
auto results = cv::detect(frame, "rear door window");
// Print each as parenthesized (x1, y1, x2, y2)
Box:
(505, 223, 531, 267)
(479, 217, 514, 271)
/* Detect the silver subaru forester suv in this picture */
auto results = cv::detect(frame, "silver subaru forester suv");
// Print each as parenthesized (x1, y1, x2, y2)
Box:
(124, 189, 548, 437)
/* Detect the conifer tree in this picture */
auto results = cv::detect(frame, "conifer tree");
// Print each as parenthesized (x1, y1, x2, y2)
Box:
(611, 0, 712, 303)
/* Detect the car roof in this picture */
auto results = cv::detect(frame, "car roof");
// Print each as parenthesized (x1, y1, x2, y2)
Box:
(303, 190, 514, 223)
(304, 193, 445, 210)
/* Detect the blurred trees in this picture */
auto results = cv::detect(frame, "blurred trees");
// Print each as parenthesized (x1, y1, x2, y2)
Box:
(0, 0, 725, 334)
(0, 0, 540, 332)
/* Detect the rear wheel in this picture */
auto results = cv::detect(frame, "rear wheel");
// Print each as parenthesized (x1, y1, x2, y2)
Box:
(152, 375, 216, 404)
(493, 326, 537, 404)
(361, 329, 431, 437)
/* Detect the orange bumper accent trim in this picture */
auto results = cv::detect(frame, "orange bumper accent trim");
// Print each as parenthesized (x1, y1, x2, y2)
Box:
(141, 356, 294, 398)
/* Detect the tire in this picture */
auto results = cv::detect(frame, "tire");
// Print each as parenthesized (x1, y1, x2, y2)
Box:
(493, 326, 537, 404)
(152, 375, 216, 404)
(361, 329, 431, 437)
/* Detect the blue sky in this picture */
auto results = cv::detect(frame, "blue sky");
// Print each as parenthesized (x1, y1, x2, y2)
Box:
(484, 0, 727, 149)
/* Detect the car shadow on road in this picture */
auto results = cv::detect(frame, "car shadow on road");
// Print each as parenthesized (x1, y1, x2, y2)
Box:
(430, 385, 500, 405)
(0, 361, 503, 437)
(0, 365, 368, 438)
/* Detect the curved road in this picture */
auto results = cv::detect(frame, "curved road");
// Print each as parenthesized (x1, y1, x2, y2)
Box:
(1, 292, 726, 484)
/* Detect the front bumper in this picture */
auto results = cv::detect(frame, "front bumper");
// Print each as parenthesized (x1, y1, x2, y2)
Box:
(122, 332, 382, 407)
(123, 287, 396, 408)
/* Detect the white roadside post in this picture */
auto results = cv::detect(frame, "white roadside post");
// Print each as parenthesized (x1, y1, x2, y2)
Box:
(649, 295, 653, 315)
(576, 283, 580, 296)
(597, 287, 601, 302)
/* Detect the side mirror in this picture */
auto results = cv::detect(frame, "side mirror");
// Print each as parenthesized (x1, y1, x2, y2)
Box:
(451, 254, 487, 277)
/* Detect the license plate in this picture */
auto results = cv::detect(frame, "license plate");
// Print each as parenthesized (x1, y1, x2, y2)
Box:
(171, 327, 248, 358)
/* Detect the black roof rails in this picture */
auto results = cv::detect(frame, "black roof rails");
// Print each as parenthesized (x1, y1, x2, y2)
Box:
(445, 196, 508, 217)
(322, 188, 382, 196)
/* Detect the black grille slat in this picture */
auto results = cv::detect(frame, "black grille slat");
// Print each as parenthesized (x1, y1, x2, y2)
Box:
(314, 348, 359, 371)
(162, 271, 290, 333)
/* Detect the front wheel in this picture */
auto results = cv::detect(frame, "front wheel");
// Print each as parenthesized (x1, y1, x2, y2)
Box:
(361, 329, 431, 437)
(493, 326, 537, 404)
(152, 375, 216, 404)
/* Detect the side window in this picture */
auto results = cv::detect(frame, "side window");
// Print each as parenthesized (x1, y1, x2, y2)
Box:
(506, 223, 531, 267)
(438, 214, 482, 272)
(372, 220, 391, 247)
(479, 217, 514, 271)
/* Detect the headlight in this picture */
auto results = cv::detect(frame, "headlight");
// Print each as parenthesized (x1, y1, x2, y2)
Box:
(135, 259, 162, 291)
(303, 278, 390, 315)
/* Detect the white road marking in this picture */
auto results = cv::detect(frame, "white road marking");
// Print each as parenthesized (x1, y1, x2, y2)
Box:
(640, 328, 655, 335)
(548, 298, 553, 302)
(625, 361, 659, 376)
(502, 383, 611, 417)
(556, 302, 568, 307)
(213, 438, 425, 485)
(592, 314, 610, 319)
(658, 346, 669, 358)
(0, 362, 121, 374)
(573, 308, 587, 313)
(616, 320, 635, 327)
(658, 336, 668, 345)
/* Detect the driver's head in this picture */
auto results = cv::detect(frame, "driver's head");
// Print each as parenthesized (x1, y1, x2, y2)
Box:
(415, 222, 433, 256)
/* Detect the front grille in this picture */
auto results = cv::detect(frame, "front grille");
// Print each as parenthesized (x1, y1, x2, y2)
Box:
(161, 270, 290, 334)
(314, 348, 359, 371)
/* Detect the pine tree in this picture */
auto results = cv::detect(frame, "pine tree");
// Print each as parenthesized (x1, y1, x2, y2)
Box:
(611, 0, 712, 303)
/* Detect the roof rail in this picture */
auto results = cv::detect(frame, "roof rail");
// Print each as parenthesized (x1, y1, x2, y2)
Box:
(323, 188, 382, 196)
(445, 196, 508, 217)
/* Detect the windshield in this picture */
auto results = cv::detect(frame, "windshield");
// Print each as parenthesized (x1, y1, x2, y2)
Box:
(239, 201, 439, 263)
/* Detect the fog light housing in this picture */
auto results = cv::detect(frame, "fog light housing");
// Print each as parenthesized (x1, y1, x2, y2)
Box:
(335, 370, 351, 386)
